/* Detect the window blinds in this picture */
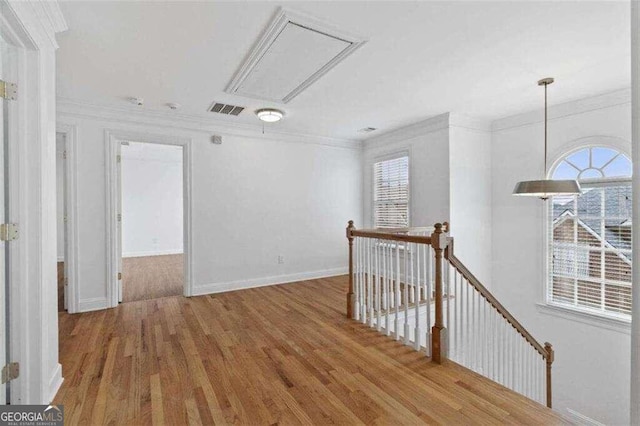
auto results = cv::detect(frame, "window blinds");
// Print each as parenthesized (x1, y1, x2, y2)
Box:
(374, 156, 409, 228)
(549, 181, 632, 317)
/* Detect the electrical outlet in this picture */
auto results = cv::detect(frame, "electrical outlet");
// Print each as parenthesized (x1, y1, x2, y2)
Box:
(277, 255, 284, 264)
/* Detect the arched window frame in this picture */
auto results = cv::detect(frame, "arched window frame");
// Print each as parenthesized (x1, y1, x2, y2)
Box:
(546, 144, 632, 321)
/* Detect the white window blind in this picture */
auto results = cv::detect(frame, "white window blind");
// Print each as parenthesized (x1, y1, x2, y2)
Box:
(374, 155, 409, 228)
(549, 183, 632, 316)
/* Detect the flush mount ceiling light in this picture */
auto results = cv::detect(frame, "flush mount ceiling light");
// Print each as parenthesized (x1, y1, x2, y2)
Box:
(256, 108, 284, 123)
(512, 78, 581, 200)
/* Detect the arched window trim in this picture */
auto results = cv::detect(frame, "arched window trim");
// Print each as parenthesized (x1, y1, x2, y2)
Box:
(546, 137, 632, 180)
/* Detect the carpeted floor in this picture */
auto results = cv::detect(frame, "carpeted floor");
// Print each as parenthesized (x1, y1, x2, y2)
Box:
(123, 254, 184, 303)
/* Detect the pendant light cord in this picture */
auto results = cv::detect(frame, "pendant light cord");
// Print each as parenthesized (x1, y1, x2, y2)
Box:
(544, 81, 548, 178)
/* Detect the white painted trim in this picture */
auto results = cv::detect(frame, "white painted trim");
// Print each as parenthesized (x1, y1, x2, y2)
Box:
(547, 136, 632, 176)
(225, 7, 366, 104)
(123, 250, 183, 258)
(46, 363, 63, 404)
(536, 303, 630, 334)
(564, 408, 606, 426)
(193, 267, 347, 296)
(106, 129, 194, 307)
(57, 97, 360, 150)
(78, 297, 109, 313)
(56, 123, 79, 313)
(56, 256, 63, 262)
(448, 113, 491, 133)
(1, 1, 68, 405)
(492, 88, 631, 132)
(363, 113, 450, 148)
(630, 3, 640, 423)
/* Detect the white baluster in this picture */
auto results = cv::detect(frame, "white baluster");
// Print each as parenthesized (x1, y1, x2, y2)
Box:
(404, 240, 410, 345)
(425, 245, 431, 356)
(386, 243, 392, 335)
(414, 243, 421, 350)
(368, 238, 373, 327)
(375, 239, 381, 331)
(395, 242, 400, 340)
(360, 238, 365, 321)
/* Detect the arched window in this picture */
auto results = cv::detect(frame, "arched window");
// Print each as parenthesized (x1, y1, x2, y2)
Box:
(549, 146, 632, 318)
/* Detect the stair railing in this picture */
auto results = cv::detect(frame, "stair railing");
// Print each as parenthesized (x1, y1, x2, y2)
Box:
(346, 221, 554, 408)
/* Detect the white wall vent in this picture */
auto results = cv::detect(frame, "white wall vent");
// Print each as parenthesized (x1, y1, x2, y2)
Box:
(209, 102, 245, 116)
(226, 8, 367, 104)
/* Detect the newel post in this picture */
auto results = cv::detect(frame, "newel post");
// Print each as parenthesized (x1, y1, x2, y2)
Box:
(431, 223, 448, 363)
(545, 342, 554, 408)
(346, 220, 356, 319)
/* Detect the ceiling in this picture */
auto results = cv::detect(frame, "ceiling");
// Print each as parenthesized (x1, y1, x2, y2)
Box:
(56, 1, 630, 141)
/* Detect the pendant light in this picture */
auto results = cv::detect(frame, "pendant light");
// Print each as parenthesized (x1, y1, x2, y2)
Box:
(512, 78, 581, 200)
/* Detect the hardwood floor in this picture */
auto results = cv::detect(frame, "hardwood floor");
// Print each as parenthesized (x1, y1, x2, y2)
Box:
(55, 275, 569, 425)
(123, 254, 184, 303)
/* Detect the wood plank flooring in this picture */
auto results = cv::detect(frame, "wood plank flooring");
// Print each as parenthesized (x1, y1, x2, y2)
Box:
(123, 254, 184, 303)
(55, 275, 569, 425)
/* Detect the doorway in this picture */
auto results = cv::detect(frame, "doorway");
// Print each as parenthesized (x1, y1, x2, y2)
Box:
(105, 130, 193, 307)
(55, 133, 67, 312)
(120, 141, 184, 302)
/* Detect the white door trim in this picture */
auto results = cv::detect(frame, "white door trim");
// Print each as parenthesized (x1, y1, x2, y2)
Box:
(55, 124, 79, 313)
(105, 129, 193, 307)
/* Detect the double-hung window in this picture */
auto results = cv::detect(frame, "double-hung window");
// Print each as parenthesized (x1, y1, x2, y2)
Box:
(373, 155, 409, 228)
(548, 146, 632, 318)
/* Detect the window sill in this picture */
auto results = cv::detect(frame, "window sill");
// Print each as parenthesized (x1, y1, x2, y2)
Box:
(536, 303, 630, 334)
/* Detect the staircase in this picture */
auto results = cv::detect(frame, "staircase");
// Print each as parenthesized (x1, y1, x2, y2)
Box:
(346, 221, 554, 408)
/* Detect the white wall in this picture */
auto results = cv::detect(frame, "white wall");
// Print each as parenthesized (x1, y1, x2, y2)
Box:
(491, 91, 631, 425)
(56, 134, 65, 261)
(57, 105, 363, 307)
(121, 143, 183, 257)
(449, 124, 492, 284)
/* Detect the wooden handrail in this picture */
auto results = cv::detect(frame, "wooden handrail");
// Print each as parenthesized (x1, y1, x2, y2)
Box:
(356, 226, 434, 234)
(350, 229, 432, 245)
(446, 252, 550, 360)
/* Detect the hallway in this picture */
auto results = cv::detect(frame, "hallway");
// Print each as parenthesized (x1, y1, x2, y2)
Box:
(54, 275, 567, 425)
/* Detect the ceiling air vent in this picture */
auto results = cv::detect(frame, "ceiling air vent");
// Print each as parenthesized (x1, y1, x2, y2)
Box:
(209, 102, 245, 116)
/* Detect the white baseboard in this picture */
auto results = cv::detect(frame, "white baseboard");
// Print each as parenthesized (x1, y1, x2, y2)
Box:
(193, 267, 348, 296)
(57, 256, 64, 262)
(46, 363, 63, 403)
(564, 408, 605, 426)
(78, 297, 109, 312)
(123, 250, 183, 258)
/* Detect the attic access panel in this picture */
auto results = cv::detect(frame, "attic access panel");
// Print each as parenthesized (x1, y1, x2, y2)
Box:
(226, 8, 366, 104)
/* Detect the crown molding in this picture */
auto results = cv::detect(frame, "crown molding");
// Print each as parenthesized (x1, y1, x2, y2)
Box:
(39, 0, 68, 34)
(449, 113, 491, 133)
(4, 0, 67, 50)
(492, 88, 631, 133)
(363, 113, 451, 149)
(57, 98, 361, 150)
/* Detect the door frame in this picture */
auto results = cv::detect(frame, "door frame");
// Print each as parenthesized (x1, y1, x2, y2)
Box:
(55, 124, 79, 313)
(105, 129, 193, 307)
